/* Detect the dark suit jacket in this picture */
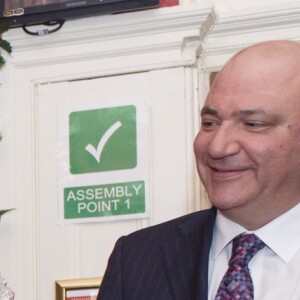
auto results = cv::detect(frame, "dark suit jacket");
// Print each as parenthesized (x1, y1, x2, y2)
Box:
(97, 207, 217, 300)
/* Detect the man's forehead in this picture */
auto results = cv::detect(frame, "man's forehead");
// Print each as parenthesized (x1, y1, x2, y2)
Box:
(204, 88, 286, 110)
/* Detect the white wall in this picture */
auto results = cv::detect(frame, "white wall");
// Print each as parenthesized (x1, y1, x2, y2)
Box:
(1, 0, 300, 299)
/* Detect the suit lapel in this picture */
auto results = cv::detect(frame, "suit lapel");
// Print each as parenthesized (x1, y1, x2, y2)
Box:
(161, 208, 216, 300)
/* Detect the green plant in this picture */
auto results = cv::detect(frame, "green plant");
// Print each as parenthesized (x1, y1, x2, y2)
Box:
(0, 209, 14, 220)
(0, 22, 11, 69)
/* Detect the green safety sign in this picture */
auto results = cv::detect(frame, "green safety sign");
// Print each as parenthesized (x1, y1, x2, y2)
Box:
(69, 105, 137, 174)
(64, 181, 145, 219)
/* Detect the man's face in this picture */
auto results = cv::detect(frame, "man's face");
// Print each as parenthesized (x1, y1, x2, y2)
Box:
(194, 56, 300, 221)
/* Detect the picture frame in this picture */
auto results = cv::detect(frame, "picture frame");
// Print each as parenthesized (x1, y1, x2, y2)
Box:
(55, 277, 102, 300)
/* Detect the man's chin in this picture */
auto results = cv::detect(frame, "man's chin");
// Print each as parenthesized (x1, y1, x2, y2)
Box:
(209, 197, 245, 211)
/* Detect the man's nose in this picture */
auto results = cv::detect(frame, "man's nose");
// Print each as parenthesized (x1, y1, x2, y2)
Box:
(207, 123, 240, 159)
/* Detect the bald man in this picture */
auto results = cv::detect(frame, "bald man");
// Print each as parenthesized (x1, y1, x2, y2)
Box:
(97, 40, 300, 300)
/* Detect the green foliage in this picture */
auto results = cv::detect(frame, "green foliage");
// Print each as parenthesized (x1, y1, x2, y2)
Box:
(0, 40, 12, 55)
(0, 55, 5, 68)
(0, 21, 8, 34)
(0, 209, 14, 219)
(0, 21, 11, 69)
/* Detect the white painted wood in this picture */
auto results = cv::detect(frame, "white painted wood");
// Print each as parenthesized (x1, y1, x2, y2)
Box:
(203, 1, 300, 69)
(31, 66, 199, 299)
(5, 2, 215, 69)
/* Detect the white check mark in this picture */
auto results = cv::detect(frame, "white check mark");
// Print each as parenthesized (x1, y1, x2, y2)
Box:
(85, 121, 122, 163)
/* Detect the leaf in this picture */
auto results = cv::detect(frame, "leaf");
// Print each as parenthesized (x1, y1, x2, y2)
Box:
(0, 22, 8, 34)
(0, 22, 12, 68)
(0, 39, 12, 55)
(0, 55, 5, 69)
(0, 21, 11, 68)
(0, 209, 15, 218)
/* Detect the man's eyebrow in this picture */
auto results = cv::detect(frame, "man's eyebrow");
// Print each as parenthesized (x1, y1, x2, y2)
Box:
(201, 107, 280, 121)
(232, 109, 267, 116)
(200, 107, 267, 117)
(201, 106, 219, 116)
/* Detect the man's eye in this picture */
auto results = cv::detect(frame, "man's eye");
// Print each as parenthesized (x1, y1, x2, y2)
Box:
(244, 121, 267, 130)
(201, 120, 219, 129)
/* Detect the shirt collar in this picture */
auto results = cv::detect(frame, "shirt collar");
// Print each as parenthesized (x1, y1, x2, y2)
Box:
(211, 211, 245, 260)
(212, 203, 300, 264)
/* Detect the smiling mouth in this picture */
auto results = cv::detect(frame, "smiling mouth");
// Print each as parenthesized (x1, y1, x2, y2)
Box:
(212, 168, 239, 172)
(209, 167, 247, 179)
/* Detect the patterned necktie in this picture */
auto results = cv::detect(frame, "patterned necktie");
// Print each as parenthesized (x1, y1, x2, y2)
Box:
(215, 233, 265, 300)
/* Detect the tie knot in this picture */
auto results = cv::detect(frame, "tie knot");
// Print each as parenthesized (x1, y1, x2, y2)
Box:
(229, 234, 265, 267)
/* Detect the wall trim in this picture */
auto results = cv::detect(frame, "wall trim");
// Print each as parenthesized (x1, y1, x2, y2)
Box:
(202, 1, 300, 69)
(5, 2, 216, 69)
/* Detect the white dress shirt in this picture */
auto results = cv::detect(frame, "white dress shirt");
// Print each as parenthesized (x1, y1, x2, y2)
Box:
(208, 203, 300, 300)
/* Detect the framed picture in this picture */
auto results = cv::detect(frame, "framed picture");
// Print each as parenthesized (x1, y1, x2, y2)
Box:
(55, 277, 102, 300)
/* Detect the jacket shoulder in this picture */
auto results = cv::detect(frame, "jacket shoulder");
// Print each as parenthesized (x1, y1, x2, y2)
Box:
(123, 207, 216, 246)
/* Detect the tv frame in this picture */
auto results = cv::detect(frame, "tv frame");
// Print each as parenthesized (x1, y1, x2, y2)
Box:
(0, 0, 159, 28)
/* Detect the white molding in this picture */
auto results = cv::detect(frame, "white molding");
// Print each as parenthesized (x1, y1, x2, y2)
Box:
(202, 1, 300, 69)
(4, 2, 216, 69)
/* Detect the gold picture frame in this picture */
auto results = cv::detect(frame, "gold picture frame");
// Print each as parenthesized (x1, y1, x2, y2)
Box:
(55, 277, 102, 300)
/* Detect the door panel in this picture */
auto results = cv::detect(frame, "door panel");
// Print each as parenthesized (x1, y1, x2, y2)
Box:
(36, 68, 193, 299)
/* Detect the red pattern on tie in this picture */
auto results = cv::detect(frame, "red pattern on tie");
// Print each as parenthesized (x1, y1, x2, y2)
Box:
(215, 233, 265, 300)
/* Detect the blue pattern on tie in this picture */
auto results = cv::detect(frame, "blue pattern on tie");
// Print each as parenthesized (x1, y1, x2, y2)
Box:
(215, 233, 265, 300)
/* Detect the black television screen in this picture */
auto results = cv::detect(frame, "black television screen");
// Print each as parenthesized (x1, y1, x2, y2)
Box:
(0, 0, 159, 28)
